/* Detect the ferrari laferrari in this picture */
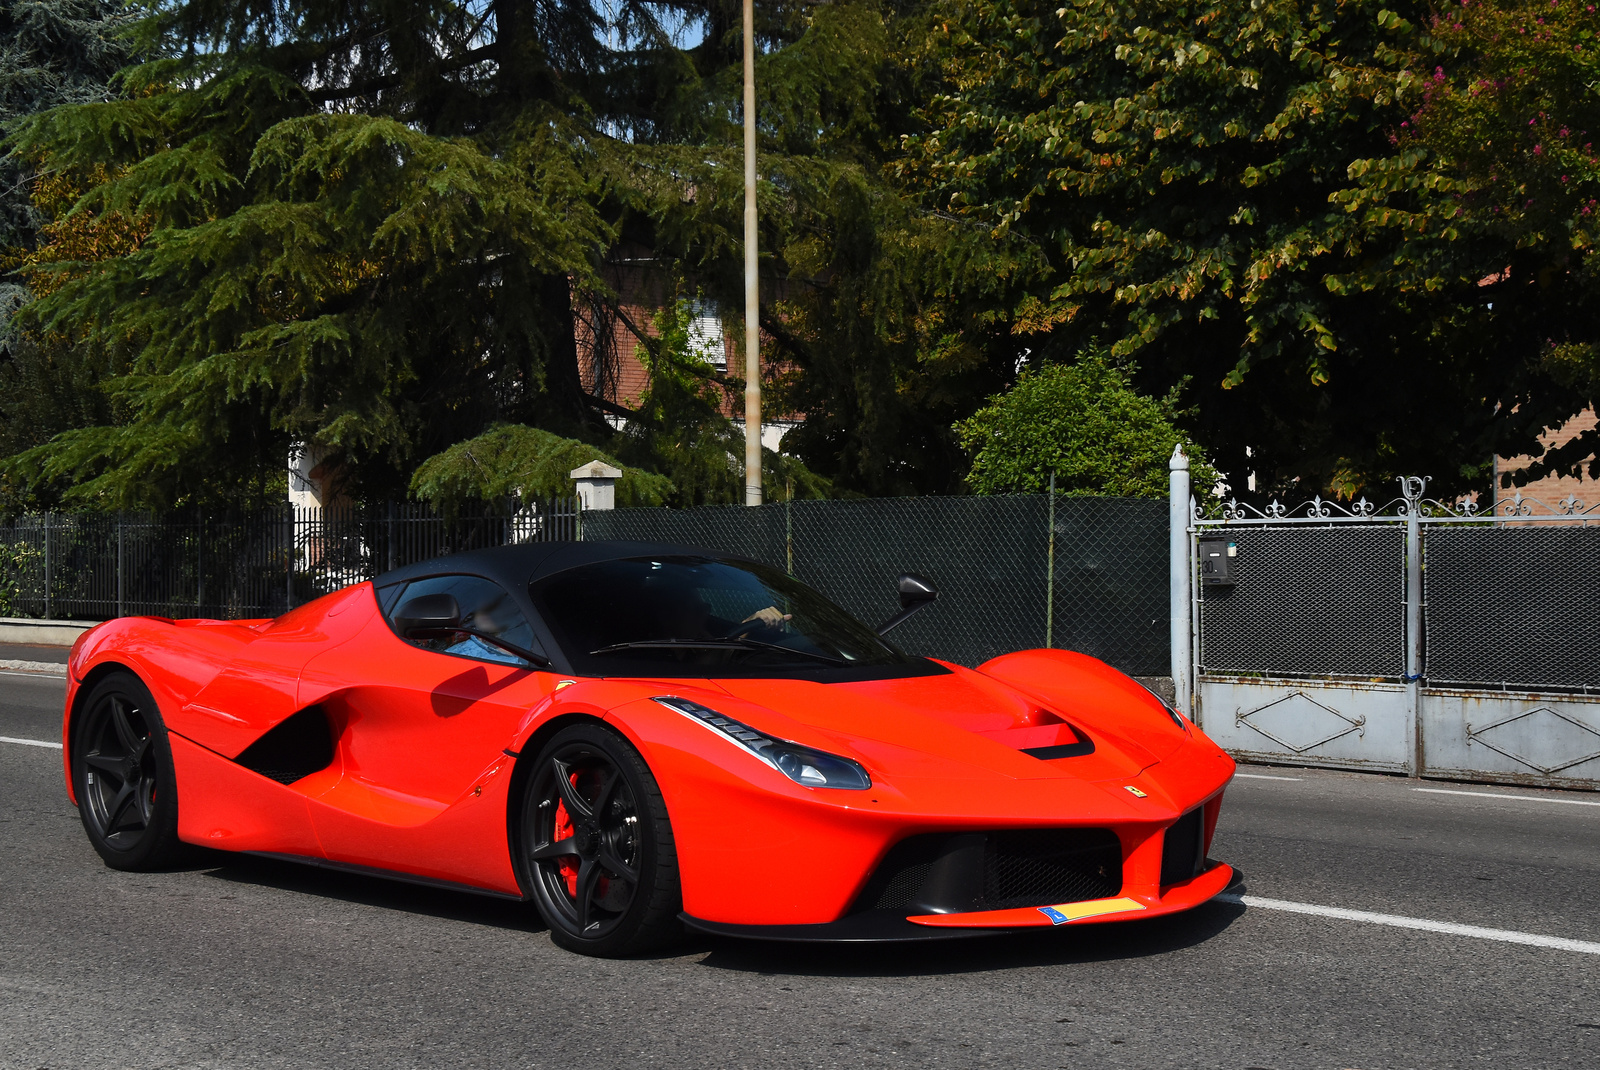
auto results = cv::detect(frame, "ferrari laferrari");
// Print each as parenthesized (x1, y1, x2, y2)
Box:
(62, 541, 1236, 956)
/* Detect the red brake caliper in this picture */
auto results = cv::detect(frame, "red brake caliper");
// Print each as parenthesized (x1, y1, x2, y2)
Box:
(553, 773, 580, 897)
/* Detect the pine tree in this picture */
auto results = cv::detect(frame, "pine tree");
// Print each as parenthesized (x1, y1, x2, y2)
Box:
(3, 0, 1033, 507)
(0, 0, 139, 503)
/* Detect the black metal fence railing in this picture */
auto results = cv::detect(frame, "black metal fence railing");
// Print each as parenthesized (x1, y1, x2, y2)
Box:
(583, 494, 1169, 674)
(1, 494, 1168, 676)
(0, 500, 580, 622)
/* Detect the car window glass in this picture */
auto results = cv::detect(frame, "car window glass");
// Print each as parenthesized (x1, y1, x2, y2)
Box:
(530, 556, 912, 677)
(389, 574, 540, 667)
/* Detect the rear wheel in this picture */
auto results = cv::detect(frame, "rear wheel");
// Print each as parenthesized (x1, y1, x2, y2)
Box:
(518, 723, 682, 956)
(73, 672, 185, 870)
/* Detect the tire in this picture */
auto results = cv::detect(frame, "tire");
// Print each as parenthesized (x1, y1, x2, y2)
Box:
(72, 671, 186, 871)
(518, 723, 682, 956)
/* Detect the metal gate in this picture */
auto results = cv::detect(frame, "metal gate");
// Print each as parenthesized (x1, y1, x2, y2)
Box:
(1184, 477, 1600, 790)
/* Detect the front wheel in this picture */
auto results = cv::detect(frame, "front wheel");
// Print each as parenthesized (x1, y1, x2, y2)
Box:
(72, 672, 185, 870)
(518, 723, 682, 956)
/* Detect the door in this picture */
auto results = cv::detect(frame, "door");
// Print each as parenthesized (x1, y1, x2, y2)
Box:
(299, 574, 557, 889)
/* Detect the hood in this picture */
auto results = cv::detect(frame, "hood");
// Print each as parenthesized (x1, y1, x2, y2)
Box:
(708, 667, 1163, 783)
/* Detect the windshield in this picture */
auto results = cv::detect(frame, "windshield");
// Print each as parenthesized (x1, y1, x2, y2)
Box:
(530, 556, 940, 679)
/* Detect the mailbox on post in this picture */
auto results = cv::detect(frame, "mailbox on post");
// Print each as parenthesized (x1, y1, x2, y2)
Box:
(1198, 537, 1237, 588)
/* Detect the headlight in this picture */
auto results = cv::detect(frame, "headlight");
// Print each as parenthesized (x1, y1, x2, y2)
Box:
(654, 696, 872, 790)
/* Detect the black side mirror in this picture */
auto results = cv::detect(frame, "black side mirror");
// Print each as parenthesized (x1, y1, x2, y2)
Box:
(877, 573, 939, 635)
(394, 593, 462, 638)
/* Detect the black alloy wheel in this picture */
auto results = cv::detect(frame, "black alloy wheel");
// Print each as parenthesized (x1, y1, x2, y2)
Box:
(73, 672, 185, 870)
(519, 723, 682, 956)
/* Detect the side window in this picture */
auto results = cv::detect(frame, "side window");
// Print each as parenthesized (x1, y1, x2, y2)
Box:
(387, 574, 542, 667)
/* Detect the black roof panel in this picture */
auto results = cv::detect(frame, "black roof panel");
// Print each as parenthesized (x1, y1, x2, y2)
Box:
(372, 540, 746, 591)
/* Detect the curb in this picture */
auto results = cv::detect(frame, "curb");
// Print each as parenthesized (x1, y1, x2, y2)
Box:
(0, 659, 68, 675)
(0, 617, 99, 647)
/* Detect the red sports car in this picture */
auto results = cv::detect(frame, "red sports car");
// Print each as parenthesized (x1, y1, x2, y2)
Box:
(61, 541, 1236, 956)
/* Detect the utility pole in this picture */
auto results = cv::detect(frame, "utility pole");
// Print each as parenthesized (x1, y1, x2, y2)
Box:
(742, 0, 762, 505)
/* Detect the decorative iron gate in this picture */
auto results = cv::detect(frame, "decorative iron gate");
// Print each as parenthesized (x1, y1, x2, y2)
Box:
(1186, 479, 1600, 790)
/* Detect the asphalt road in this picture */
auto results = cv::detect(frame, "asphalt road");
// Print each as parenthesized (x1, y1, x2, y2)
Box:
(3, 666, 1598, 1070)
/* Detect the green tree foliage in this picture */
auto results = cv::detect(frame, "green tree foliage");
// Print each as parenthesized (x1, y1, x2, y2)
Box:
(957, 350, 1217, 495)
(2, 0, 1034, 509)
(0, 0, 139, 499)
(1387, 0, 1600, 484)
(904, 0, 1598, 498)
(0, 0, 137, 264)
(410, 296, 832, 506)
(409, 425, 674, 507)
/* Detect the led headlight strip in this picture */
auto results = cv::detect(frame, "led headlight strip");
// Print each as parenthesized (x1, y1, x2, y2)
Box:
(653, 696, 871, 790)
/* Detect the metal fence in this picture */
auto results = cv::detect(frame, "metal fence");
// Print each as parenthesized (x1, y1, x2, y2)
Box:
(1185, 480, 1600, 789)
(583, 494, 1170, 673)
(0, 500, 579, 621)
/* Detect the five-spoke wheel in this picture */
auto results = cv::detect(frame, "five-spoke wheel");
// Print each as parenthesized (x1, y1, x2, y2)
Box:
(73, 672, 183, 870)
(520, 723, 681, 956)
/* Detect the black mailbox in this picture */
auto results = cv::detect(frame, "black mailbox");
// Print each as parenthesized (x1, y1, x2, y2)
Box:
(1198, 537, 1236, 587)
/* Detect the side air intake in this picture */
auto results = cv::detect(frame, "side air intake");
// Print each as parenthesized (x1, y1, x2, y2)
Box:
(234, 706, 335, 785)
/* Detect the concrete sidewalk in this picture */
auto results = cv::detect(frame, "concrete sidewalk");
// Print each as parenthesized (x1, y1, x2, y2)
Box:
(0, 617, 98, 647)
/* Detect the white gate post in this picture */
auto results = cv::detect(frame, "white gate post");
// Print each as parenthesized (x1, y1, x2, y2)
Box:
(1169, 446, 1193, 717)
(1401, 475, 1427, 776)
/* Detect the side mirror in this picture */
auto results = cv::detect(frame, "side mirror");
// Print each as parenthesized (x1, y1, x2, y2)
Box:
(877, 573, 939, 635)
(394, 592, 462, 638)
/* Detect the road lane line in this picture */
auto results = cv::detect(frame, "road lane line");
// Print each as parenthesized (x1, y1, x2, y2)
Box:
(1414, 787, 1600, 808)
(1235, 773, 1302, 781)
(1217, 893, 1600, 956)
(0, 735, 62, 750)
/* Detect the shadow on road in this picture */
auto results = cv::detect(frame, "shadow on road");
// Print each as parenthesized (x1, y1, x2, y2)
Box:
(195, 852, 549, 934)
(191, 849, 1248, 975)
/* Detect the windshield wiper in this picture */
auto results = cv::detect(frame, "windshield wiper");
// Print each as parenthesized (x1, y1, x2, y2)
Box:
(588, 637, 846, 665)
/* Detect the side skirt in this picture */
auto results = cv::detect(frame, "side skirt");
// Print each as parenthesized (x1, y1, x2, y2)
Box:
(244, 851, 529, 902)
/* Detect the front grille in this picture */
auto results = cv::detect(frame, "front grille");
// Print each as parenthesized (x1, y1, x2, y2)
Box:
(859, 828, 1122, 914)
(983, 829, 1121, 909)
(1159, 807, 1205, 887)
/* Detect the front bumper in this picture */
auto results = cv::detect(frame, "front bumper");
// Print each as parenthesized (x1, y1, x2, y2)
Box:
(682, 860, 1235, 942)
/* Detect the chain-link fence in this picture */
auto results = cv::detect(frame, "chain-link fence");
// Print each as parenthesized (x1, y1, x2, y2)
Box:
(583, 495, 1169, 673)
(1197, 526, 1406, 680)
(0, 500, 578, 621)
(1425, 526, 1600, 692)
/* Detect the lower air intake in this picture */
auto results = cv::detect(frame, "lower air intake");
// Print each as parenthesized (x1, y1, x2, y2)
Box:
(859, 828, 1122, 915)
(1159, 807, 1205, 887)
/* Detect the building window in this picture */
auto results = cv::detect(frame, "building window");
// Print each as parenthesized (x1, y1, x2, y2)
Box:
(686, 300, 725, 371)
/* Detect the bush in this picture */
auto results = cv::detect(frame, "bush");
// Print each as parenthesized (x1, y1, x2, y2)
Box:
(956, 353, 1217, 497)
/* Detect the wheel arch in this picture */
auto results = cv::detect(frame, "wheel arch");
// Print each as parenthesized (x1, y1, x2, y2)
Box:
(64, 661, 148, 801)
(504, 710, 612, 896)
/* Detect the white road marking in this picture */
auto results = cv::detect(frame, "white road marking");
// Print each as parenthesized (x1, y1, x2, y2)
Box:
(1414, 787, 1600, 808)
(1235, 773, 1302, 781)
(1218, 893, 1600, 956)
(0, 735, 62, 750)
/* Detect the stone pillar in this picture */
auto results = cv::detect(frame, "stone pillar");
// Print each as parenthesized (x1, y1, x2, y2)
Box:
(571, 460, 623, 511)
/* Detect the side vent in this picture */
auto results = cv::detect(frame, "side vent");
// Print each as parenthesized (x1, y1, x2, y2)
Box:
(234, 705, 335, 785)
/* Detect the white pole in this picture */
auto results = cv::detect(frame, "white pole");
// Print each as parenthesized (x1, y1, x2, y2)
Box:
(1169, 446, 1192, 716)
(742, 0, 762, 506)
(1402, 475, 1426, 775)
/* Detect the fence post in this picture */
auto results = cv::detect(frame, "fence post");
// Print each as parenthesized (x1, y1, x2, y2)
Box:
(117, 511, 125, 618)
(1046, 472, 1056, 648)
(286, 505, 295, 612)
(43, 511, 52, 620)
(387, 500, 397, 571)
(197, 513, 205, 613)
(1169, 447, 1192, 717)
(785, 494, 794, 576)
(1401, 475, 1428, 776)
